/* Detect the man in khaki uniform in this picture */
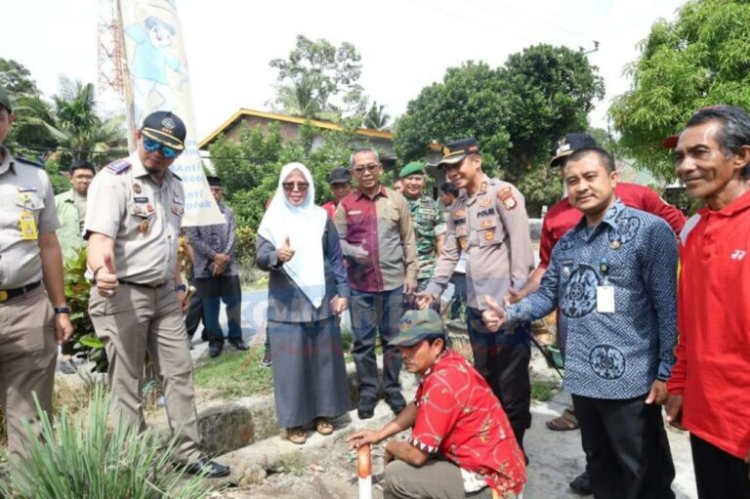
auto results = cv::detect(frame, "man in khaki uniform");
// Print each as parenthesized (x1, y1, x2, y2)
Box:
(85, 111, 228, 477)
(418, 138, 535, 450)
(0, 86, 73, 460)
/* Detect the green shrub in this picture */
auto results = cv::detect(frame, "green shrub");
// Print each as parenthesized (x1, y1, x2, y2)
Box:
(0, 388, 211, 498)
(63, 247, 108, 372)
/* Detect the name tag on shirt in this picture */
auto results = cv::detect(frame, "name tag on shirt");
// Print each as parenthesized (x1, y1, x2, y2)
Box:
(597, 286, 615, 313)
(20, 211, 38, 240)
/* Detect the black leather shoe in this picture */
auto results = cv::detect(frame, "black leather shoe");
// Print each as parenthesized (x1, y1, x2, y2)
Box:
(229, 340, 249, 351)
(569, 470, 593, 496)
(180, 456, 230, 478)
(259, 348, 272, 368)
(357, 396, 376, 420)
(386, 393, 406, 415)
(209, 344, 223, 358)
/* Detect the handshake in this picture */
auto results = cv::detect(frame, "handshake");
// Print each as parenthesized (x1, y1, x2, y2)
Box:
(481, 295, 508, 333)
(415, 290, 522, 333)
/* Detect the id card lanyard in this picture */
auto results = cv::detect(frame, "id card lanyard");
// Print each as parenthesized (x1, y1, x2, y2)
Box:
(597, 256, 615, 313)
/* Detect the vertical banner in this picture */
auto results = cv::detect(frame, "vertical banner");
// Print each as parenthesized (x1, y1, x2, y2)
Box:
(119, 0, 224, 226)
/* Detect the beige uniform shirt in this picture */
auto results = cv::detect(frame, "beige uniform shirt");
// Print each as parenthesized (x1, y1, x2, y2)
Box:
(426, 175, 534, 310)
(0, 147, 59, 289)
(84, 152, 184, 285)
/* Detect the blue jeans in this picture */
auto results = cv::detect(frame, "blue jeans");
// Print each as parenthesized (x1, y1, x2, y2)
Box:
(349, 287, 404, 402)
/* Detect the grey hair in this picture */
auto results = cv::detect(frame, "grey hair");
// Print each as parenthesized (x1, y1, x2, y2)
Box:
(349, 147, 380, 167)
(685, 105, 750, 177)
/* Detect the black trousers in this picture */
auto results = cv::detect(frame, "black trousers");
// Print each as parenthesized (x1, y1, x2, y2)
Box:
(466, 307, 531, 449)
(572, 394, 675, 499)
(184, 288, 203, 340)
(449, 272, 467, 320)
(691, 434, 750, 499)
(349, 288, 403, 402)
(193, 275, 243, 345)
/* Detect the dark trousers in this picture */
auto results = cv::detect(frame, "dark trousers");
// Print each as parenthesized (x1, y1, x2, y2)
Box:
(349, 287, 403, 402)
(184, 288, 203, 340)
(572, 394, 675, 499)
(466, 307, 531, 448)
(691, 434, 750, 499)
(194, 275, 243, 346)
(449, 272, 467, 320)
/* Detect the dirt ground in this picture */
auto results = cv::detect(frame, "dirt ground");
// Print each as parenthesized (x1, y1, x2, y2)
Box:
(199, 349, 698, 499)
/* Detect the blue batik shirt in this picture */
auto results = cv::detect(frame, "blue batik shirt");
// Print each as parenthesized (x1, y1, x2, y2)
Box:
(507, 200, 678, 399)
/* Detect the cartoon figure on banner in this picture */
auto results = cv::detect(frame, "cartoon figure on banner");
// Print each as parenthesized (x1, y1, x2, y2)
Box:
(126, 15, 187, 124)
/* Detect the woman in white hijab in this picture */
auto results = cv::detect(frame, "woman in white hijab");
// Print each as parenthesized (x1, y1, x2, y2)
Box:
(256, 162, 351, 444)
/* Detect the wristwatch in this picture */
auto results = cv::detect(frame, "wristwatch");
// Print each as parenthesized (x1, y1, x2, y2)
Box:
(54, 306, 71, 314)
(175, 284, 187, 293)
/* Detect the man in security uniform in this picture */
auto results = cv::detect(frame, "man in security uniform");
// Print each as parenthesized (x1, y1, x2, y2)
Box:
(85, 110, 229, 477)
(0, 86, 74, 460)
(418, 138, 535, 449)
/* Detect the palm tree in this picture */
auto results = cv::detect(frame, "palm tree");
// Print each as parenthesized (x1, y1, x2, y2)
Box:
(364, 101, 390, 130)
(45, 79, 125, 162)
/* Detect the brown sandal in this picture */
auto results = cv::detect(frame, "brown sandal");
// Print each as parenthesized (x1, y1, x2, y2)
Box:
(545, 408, 579, 431)
(286, 427, 307, 444)
(314, 417, 334, 435)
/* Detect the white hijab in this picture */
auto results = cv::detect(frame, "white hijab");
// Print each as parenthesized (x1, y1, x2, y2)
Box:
(258, 162, 328, 308)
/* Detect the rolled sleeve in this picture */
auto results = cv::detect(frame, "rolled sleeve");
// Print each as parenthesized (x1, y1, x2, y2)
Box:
(37, 173, 60, 235)
(425, 213, 459, 297)
(84, 173, 126, 239)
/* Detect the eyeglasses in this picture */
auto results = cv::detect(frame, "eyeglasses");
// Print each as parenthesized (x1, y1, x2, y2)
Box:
(143, 137, 180, 159)
(282, 181, 309, 192)
(352, 163, 380, 174)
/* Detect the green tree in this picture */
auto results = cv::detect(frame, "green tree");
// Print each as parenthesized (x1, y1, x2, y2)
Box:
(1, 59, 60, 157)
(210, 120, 363, 229)
(270, 35, 365, 119)
(609, 0, 750, 179)
(395, 45, 603, 212)
(501, 45, 605, 174)
(395, 61, 511, 175)
(0, 58, 40, 95)
(46, 78, 125, 163)
(364, 101, 390, 130)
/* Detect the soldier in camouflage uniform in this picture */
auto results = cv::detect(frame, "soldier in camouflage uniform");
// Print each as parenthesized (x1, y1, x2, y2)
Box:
(399, 162, 446, 294)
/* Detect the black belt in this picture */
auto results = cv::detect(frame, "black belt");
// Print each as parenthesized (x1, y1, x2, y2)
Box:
(0, 281, 42, 303)
(117, 279, 166, 289)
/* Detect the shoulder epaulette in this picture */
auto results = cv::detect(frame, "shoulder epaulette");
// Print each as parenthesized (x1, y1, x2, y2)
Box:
(16, 156, 45, 169)
(105, 159, 131, 174)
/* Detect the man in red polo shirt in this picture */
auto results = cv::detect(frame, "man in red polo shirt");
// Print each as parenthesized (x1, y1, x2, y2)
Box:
(348, 309, 526, 499)
(665, 105, 750, 499)
(510, 133, 686, 496)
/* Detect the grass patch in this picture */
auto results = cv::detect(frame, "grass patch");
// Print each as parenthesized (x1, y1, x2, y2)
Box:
(277, 453, 305, 476)
(1, 388, 210, 498)
(193, 346, 274, 399)
(530, 380, 558, 402)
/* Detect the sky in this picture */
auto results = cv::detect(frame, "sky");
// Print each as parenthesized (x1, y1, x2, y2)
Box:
(4, 0, 686, 141)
